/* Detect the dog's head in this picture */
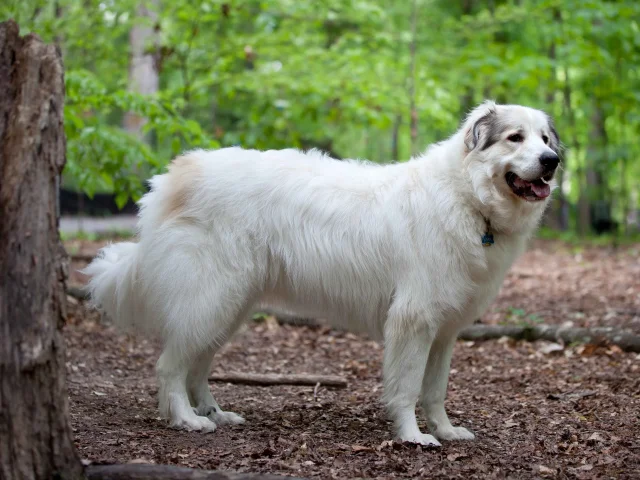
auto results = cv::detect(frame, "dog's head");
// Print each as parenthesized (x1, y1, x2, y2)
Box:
(462, 101, 561, 206)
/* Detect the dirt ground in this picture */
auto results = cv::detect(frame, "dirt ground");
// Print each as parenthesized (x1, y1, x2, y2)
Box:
(65, 240, 640, 479)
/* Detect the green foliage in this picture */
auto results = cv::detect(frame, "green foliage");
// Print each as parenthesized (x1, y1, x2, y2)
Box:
(60, 228, 135, 243)
(2, 0, 639, 231)
(537, 226, 640, 247)
(64, 69, 217, 203)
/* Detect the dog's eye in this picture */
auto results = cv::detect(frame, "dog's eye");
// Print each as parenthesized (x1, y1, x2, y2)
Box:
(507, 133, 523, 143)
(542, 135, 549, 144)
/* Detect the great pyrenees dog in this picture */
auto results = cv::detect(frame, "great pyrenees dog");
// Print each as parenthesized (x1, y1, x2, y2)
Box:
(85, 101, 560, 446)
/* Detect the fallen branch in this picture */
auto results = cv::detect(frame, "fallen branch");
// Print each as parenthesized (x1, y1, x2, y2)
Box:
(208, 372, 347, 388)
(69, 253, 96, 262)
(458, 324, 640, 353)
(86, 464, 303, 480)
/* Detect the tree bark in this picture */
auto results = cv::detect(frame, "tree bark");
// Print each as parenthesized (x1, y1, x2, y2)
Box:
(0, 20, 84, 480)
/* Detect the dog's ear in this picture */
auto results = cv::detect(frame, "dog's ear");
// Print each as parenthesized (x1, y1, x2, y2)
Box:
(464, 109, 497, 151)
(547, 118, 561, 154)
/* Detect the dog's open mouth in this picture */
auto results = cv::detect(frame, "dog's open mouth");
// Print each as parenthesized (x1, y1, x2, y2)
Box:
(505, 172, 552, 201)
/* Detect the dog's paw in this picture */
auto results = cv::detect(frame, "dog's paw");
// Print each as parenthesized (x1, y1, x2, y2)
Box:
(215, 411, 246, 425)
(433, 426, 475, 441)
(170, 415, 217, 433)
(196, 405, 245, 426)
(398, 433, 442, 447)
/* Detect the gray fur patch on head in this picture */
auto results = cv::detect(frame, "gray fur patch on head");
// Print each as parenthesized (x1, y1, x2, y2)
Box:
(464, 106, 510, 151)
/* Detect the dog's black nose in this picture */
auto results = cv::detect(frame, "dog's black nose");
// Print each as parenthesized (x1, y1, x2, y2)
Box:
(539, 152, 559, 170)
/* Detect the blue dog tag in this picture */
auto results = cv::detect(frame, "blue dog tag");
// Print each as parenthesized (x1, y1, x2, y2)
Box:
(481, 232, 494, 247)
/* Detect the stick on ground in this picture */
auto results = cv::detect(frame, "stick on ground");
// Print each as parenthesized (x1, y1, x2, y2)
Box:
(208, 372, 347, 388)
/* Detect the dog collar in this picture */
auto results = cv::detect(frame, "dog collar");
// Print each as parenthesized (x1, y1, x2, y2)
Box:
(482, 218, 494, 247)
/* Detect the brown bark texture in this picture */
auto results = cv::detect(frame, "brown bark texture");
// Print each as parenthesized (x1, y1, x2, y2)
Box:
(0, 19, 84, 480)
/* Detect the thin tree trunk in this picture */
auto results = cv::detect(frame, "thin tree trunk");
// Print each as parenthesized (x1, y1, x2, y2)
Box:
(582, 104, 610, 234)
(0, 20, 84, 480)
(561, 59, 584, 233)
(458, 1, 475, 120)
(123, 1, 159, 139)
(543, 8, 567, 230)
(407, 0, 418, 157)
(391, 114, 401, 161)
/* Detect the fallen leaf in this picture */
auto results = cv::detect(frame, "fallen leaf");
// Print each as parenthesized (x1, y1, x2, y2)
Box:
(577, 344, 599, 356)
(606, 345, 622, 355)
(538, 465, 556, 476)
(587, 432, 605, 444)
(264, 315, 279, 331)
(377, 440, 394, 451)
(538, 342, 564, 355)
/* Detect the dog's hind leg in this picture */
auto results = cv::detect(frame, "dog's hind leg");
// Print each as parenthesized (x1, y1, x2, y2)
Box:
(420, 328, 475, 441)
(382, 308, 441, 447)
(157, 342, 218, 433)
(155, 269, 258, 432)
(186, 324, 248, 426)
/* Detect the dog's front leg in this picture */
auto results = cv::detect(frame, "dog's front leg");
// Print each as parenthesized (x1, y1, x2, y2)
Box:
(420, 329, 475, 441)
(382, 318, 440, 447)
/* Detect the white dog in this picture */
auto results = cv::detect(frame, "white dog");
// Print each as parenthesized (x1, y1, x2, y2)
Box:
(85, 101, 560, 446)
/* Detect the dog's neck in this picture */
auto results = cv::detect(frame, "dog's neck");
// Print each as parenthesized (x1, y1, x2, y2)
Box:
(411, 134, 548, 239)
(472, 195, 546, 238)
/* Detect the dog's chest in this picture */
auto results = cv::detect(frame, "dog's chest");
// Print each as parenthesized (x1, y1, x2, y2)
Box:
(463, 237, 523, 320)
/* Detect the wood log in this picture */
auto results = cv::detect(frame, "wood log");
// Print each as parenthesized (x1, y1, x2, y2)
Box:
(458, 324, 640, 352)
(209, 372, 347, 388)
(69, 253, 96, 263)
(0, 20, 84, 479)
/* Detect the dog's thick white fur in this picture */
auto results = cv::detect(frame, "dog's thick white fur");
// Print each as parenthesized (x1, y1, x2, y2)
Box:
(85, 101, 560, 446)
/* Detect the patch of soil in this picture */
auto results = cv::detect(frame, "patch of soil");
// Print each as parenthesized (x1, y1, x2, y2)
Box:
(65, 241, 640, 478)
(484, 240, 640, 333)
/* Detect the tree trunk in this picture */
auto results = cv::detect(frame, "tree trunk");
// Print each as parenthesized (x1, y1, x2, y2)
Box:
(542, 8, 568, 231)
(407, 0, 418, 157)
(123, 1, 159, 139)
(0, 20, 84, 480)
(391, 114, 401, 161)
(581, 104, 612, 234)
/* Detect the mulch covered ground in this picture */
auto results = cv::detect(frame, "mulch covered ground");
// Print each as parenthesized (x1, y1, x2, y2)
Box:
(65, 240, 640, 479)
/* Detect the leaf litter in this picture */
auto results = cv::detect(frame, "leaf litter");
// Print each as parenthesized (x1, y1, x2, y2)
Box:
(66, 239, 640, 478)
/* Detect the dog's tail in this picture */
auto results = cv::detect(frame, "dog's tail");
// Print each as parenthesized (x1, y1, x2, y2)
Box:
(83, 242, 146, 333)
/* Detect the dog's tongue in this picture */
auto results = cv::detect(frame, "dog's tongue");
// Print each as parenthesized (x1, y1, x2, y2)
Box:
(514, 176, 550, 199)
(530, 181, 551, 199)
